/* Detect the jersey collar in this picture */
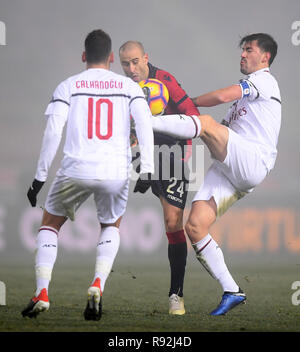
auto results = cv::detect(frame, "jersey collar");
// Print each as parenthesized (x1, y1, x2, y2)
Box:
(247, 67, 270, 78)
(147, 62, 157, 78)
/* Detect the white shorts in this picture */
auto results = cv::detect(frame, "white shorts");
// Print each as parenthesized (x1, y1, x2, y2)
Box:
(45, 174, 129, 224)
(193, 128, 268, 217)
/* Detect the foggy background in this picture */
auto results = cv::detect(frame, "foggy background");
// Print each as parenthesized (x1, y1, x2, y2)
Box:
(0, 0, 299, 264)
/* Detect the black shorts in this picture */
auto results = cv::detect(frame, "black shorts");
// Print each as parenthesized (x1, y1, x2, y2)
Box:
(133, 142, 189, 209)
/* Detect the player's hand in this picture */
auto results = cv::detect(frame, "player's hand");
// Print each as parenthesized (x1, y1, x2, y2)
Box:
(133, 174, 151, 194)
(27, 179, 45, 207)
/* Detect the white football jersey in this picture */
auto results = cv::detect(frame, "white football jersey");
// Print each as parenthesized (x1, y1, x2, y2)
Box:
(37, 68, 154, 180)
(223, 68, 281, 171)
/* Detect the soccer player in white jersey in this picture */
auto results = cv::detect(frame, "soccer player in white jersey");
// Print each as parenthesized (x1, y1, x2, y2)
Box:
(21, 29, 154, 320)
(151, 33, 281, 315)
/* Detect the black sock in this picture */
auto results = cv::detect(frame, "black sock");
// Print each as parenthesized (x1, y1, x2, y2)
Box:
(168, 242, 187, 297)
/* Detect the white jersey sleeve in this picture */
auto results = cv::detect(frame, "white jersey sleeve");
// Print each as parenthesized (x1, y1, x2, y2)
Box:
(239, 79, 259, 101)
(45, 80, 70, 117)
(35, 114, 67, 181)
(239, 70, 280, 103)
(35, 80, 70, 181)
(129, 83, 154, 174)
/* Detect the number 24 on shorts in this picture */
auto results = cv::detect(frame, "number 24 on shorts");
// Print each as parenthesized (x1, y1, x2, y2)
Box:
(167, 177, 184, 198)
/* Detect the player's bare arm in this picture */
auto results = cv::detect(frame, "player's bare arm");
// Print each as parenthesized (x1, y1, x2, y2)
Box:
(192, 84, 242, 107)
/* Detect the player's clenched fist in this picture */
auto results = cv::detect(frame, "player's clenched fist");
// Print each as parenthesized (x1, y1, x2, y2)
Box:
(27, 179, 45, 207)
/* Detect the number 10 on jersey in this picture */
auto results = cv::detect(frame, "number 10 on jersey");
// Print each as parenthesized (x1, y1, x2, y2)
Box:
(88, 97, 113, 140)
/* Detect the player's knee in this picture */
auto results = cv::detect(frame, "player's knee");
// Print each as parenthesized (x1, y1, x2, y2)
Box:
(199, 114, 214, 134)
(201, 114, 213, 123)
(164, 208, 183, 232)
(161, 196, 184, 232)
(165, 216, 183, 232)
(41, 210, 66, 232)
(164, 213, 183, 233)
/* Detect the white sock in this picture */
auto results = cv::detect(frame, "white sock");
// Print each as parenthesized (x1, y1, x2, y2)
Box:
(35, 226, 58, 296)
(152, 114, 201, 139)
(92, 226, 120, 293)
(192, 234, 239, 293)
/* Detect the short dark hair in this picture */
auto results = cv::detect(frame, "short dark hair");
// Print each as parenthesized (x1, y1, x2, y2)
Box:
(239, 33, 278, 66)
(84, 29, 112, 64)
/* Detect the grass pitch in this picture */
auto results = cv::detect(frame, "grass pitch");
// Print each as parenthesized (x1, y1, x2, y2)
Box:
(0, 253, 299, 334)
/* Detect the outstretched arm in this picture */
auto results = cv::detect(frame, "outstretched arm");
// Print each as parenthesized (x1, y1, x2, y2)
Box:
(192, 85, 242, 107)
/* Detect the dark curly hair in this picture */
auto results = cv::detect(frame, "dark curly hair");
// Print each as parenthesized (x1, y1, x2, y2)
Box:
(239, 33, 278, 66)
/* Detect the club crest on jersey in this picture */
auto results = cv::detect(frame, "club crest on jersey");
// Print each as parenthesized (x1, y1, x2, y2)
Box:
(228, 103, 247, 124)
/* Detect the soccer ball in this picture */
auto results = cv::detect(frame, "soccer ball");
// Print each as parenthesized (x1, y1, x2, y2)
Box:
(139, 78, 169, 116)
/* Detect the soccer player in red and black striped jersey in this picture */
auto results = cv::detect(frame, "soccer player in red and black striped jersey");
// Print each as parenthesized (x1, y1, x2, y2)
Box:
(119, 41, 199, 315)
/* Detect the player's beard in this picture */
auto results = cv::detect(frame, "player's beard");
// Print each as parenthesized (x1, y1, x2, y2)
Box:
(240, 60, 248, 75)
